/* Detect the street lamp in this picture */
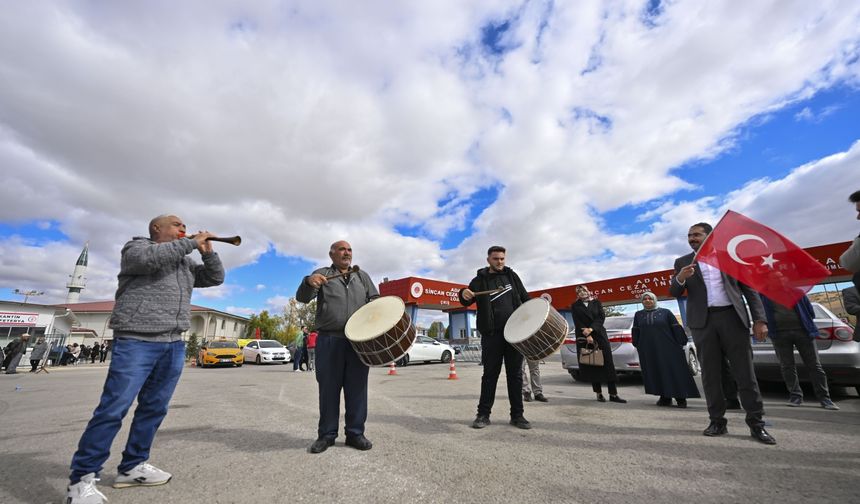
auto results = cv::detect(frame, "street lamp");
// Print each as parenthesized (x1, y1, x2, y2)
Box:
(14, 289, 45, 303)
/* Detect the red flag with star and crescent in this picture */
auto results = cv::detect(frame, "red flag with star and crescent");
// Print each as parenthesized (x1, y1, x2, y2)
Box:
(695, 210, 830, 308)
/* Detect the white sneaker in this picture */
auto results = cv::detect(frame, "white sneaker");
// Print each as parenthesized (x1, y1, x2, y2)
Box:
(113, 462, 172, 488)
(67, 473, 107, 503)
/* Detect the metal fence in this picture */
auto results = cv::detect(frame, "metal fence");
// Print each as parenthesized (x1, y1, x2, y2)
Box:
(454, 344, 482, 363)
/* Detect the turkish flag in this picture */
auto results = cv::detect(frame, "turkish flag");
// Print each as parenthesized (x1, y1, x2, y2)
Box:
(695, 210, 830, 308)
(255, 327, 261, 339)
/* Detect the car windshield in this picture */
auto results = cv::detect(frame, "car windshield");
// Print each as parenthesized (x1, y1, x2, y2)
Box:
(207, 341, 238, 349)
(259, 341, 283, 348)
(604, 317, 633, 330)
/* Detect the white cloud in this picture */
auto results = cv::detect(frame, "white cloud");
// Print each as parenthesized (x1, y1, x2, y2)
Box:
(795, 104, 841, 123)
(225, 306, 257, 317)
(1, 1, 859, 308)
(193, 283, 238, 301)
(255, 284, 266, 291)
(264, 295, 291, 313)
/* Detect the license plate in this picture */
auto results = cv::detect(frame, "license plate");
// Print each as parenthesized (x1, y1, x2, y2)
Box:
(220, 359, 232, 363)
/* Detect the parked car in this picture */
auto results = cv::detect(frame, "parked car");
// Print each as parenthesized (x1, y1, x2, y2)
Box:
(197, 339, 243, 368)
(561, 315, 700, 382)
(752, 302, 860, 393)
(395, 335, 455, 366)
(242, 339, 290, 364)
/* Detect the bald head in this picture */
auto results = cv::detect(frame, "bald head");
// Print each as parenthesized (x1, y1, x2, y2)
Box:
(149, 214, 186, 243)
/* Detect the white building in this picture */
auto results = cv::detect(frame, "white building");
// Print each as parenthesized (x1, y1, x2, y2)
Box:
(57, 300, 250, 344)
(0, 300, 79, 347)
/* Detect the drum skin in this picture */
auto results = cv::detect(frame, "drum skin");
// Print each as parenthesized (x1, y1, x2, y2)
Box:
(345, 296, 417, 366)
(504, 298, 569, 361)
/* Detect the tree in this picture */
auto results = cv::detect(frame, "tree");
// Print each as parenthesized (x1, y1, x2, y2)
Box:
(246, 310, 284, 341)
(427, 321, 446, 340)
(186, 333, 200, 361)
(281, 297, 317, 345)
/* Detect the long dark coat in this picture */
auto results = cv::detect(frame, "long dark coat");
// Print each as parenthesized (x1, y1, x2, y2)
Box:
(632, 308, 700, 399)
(571, 298, 617, 383)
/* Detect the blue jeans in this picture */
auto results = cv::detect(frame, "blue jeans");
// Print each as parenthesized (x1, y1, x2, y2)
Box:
(69, 338, 185, 483)
(293, 345, 304, 370)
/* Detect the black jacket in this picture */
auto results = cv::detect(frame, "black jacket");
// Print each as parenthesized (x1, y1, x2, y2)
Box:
(458, 266, 530, 338)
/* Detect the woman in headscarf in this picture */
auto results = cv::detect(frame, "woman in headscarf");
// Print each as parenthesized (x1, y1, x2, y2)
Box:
(632, 292, 700, 407)
(571, 285, 626, 403)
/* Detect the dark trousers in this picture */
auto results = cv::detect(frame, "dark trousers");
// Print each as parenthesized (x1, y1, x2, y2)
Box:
(293, 346, 304, 371)
(315, 334, 368, 440)
(771, 330, 830, 401)
(692, 309, 764, 428)
(592, 382, 618, 395)
(721, 356, 738, 401)
(30, 359, 40, 372)
(477, 333, 524, 418)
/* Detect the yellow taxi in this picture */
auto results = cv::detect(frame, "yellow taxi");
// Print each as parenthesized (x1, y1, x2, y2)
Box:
(196, 339, 244, 368)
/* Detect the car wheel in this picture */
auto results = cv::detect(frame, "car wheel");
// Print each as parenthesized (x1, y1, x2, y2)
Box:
(397, 354, 409, 366)
(236, 363, 243, 367)
(688, 350, 700, 377)
(441, 350, 452, 363)
(568, 369, 583, 382)
(255, 355, 261, 365)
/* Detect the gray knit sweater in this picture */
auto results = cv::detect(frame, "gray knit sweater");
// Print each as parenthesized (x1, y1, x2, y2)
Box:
(108, 237, 225, 334)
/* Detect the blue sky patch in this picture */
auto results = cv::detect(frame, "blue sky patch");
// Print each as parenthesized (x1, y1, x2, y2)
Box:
(0, 220, 68, 244)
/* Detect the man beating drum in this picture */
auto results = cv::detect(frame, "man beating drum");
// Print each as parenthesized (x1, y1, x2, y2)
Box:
(296, 240, 380, 453)
(459, 245, 533, 430)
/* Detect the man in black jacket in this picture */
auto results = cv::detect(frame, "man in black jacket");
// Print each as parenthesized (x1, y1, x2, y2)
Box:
(459, 246, 532, 430)
(670, 222, 775, 445)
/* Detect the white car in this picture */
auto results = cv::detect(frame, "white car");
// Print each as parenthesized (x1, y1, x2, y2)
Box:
(242, 339, 290, 365)
(396, 335, 455, 366)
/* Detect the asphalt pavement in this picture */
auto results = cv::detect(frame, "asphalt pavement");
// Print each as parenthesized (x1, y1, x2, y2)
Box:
(1, 358, 858, 504)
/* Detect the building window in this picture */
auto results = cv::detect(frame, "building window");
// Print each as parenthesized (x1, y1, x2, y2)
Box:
(221, 320, 226, 330)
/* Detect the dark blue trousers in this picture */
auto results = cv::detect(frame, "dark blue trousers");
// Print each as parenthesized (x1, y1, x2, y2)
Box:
(315, 333, 368, 440)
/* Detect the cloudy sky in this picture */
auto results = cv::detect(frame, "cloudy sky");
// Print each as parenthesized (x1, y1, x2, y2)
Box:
(2, 1, 859, 324)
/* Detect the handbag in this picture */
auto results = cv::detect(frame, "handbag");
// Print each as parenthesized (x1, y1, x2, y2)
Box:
(578, 342, 604, 367)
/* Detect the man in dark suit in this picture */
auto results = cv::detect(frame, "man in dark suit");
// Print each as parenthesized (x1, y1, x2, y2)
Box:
(670, 222, 776, 445)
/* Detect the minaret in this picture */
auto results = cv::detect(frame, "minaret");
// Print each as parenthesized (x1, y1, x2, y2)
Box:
(65, 242, 89, 303)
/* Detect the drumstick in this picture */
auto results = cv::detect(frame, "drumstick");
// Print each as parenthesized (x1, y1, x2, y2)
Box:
(469, 287, 505, 296)
(323, 265, 360, 281)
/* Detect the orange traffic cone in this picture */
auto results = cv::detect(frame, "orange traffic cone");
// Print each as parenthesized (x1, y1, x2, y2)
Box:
(447, 356, 458, 380)
(388, 361, 398, 375)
